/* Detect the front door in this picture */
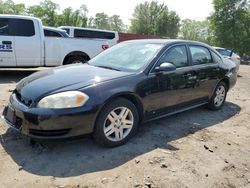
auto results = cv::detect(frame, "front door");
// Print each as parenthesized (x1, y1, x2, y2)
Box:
(141, 44, 197, 119)
(0, 18, 16, 67)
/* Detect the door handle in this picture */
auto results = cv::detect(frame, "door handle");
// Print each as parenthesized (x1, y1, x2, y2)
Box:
(2, 41, 12, 45)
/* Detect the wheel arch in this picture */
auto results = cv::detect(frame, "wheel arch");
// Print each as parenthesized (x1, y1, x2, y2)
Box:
(219, 77, 230, 91)
(63, 51, 90, 65)
(95, 92, 144, 126)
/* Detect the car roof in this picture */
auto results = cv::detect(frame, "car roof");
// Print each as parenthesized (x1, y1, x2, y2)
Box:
(43, 26, 66, 33)
(59, 26, 117, 33)
(122, 39, 211, 47)
(0, 14, 41, 22)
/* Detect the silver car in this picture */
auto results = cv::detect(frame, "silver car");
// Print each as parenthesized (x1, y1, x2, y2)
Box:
(213, 47, 240, 72)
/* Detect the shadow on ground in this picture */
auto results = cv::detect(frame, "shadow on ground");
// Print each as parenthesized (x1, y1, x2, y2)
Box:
(0, 101, 241, 177)
(0, 69, 40, 84)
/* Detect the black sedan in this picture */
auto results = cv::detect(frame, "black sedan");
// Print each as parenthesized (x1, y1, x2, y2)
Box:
(2, 40, 237, 147)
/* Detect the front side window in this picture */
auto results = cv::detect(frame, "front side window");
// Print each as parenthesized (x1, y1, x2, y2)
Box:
(0, 19, 9, 36)
(190, 46, 212, 65)
(157, 45, 188, 68)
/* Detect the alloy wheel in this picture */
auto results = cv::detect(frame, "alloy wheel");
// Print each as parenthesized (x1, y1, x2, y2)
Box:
(103, 107, 134, 142)
(214, 85, 226, 107)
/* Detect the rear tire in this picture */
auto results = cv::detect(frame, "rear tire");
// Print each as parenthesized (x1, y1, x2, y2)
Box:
(93, 98, 139, 147)
(207, 81, 228, 110)
(65, 56, 87, 65)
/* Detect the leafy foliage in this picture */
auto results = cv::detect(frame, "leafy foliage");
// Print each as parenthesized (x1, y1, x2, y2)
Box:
(210, 0, 250, 55)
(130, 1, 180, 38)
(179, 19, 215, 44)
(0, 0, 25, 14)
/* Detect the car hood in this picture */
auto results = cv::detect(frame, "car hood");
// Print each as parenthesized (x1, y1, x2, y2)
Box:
(16, 64, 133, 101)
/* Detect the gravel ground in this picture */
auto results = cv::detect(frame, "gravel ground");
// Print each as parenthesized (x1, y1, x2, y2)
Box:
(0, 66, 249, 188)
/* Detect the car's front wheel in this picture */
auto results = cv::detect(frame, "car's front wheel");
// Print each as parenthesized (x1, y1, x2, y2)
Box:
(207, 81, 228, 110)
(93, 98, 139, 147)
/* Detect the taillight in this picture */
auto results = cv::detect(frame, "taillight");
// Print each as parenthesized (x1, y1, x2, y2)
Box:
(102, 45, 109, 50)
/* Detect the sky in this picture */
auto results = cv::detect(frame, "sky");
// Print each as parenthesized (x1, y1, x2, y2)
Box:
(12, 0, 214, 25)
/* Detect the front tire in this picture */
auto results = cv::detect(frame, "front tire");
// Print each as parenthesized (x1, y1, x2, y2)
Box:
(93, 98, 139, 147)
(207, 81, 228, 110)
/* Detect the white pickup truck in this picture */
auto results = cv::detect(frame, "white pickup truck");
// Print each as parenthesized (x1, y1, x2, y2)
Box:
(0, 15, 109, 67)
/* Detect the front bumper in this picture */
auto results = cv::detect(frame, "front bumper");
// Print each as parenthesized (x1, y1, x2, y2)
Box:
(1, 94, 98, 139)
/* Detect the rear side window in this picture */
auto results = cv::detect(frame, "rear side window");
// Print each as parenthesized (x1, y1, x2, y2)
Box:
(10, 19, 35, 37)
(0, 19, 9, 36)
(190, 46, 212, 65)
(44, 29, 62, 37)
(211, 51, 223, 64)
(74, 29, 115, 39)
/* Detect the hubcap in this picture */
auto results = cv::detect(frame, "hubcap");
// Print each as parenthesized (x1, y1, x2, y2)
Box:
(214, 85, 226, 107)
(103, 107, 134, 142)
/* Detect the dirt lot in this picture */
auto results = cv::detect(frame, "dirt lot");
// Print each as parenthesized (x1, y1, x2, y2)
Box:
(0, 66, 249, 188)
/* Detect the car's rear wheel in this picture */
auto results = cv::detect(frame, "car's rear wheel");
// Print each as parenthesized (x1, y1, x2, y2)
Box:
(93, 98, 139, 147)
(207, 81, 228, 110)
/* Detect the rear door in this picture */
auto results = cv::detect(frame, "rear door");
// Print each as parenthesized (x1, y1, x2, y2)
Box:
(0, 18, 16, 67)
(188, 45, 220, 101)
(10, 18, 42, 67)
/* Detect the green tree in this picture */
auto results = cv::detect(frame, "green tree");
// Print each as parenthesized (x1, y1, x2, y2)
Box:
(27, 0, 59, 26)
(130, 1, 180, 38)
(210, 0, 250, 55)
(56, 5, 88, 27)
(109, 15, 125, 32)
(0, 0, 25, 14)
(179, 19, 215, 44)
(93, 12, 110, 30)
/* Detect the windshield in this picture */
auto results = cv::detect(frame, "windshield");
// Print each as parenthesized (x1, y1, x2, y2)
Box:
(215, 48, 232, 57)
(89, 42, 164, 72)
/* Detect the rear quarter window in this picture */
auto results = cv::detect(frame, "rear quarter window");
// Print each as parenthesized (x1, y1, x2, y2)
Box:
(10, 19, 35, 37)
(211, 51, 223, 64)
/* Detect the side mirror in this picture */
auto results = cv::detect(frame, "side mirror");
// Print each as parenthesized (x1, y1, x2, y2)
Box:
(155, 62, 176, 73)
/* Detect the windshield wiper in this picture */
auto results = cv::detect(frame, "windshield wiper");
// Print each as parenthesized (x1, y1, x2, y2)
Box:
(96, 65, 121, 71)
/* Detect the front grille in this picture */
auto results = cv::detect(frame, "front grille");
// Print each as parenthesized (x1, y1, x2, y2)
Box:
(15, 90, 33, 107)
(29, 129, 71, 137)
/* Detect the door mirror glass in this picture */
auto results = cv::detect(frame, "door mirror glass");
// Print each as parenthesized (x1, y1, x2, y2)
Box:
(155, 62, 176, 73)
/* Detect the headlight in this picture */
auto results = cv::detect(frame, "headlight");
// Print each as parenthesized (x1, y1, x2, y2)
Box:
(37, 91, 89, 109)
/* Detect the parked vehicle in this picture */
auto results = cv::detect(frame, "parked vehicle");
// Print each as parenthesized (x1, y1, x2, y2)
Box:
(43, 26, 69, 38)
(58, 26, 162, 46)
(241, 55, 250, 65)
(59, 26, 118, 47)
(213, 47, 240, 72)
(2, 40, 237, 147)
(0, 15, 109, 67)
